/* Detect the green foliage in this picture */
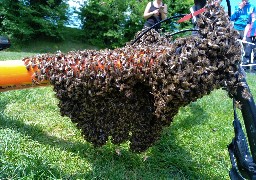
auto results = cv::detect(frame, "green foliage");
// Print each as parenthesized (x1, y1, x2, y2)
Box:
(80, 0, 194, 49)
(80, 0, 142, 48)
(0, 0, 69, 42)
(0, 0, 195, 49)
(0, 27, 98, 54)
(165, 0, 195, 31)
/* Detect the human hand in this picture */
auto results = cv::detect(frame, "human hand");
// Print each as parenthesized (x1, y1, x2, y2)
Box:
(152, 9, 160, 16)
(159, 6, 164, 13)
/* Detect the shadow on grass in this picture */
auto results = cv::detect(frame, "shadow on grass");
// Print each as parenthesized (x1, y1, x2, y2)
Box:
(175, 102, 210, 129)
(0, 96, 225, 179)
(144, 102, 226, 180)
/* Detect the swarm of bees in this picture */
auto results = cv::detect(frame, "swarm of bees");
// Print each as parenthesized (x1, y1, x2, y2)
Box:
(23, 1, 243, 152)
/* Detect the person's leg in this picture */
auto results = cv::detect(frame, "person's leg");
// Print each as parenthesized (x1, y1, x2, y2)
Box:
(243, 37, 253, 71)
(252, 48, 256, 72)
(237, 30, 246, 57)
(247, 37, 254, 64)
(252, 37, 256, 72)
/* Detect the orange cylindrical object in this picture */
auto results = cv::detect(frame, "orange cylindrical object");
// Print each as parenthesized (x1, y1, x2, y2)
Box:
(0, 60, 33, 85)
(0, 60, 49, 92)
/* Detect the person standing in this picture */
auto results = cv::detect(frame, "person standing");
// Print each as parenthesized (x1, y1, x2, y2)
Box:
(143, 0, 167, 31)
(231, 0, 254, 68)
(231, 0, 254, 39)
(243, 8, 256, 71)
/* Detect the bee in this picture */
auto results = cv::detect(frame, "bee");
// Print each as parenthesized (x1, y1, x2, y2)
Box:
(242, 89, 252, 100)
(26, 64, 31, 71)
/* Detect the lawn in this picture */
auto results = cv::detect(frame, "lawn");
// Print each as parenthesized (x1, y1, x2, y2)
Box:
(0, 51, 256, 179)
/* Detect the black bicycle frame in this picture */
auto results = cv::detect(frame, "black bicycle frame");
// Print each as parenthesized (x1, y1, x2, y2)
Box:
(228, 67, 256, 180)
(131, 14, 186, 45)
(132, 0, 256, 178)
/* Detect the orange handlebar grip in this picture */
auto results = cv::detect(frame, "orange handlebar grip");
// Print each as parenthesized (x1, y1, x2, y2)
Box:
(0, 60, 49, 92)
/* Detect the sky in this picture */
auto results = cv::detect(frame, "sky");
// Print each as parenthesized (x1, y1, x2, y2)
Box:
(68, 0, 86, 9)
(221, 0, 241, 13)
(67, 0, 86, 28)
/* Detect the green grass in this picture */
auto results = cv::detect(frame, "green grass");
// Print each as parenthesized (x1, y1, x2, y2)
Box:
(12, 38, 97, 54)
(1, 53, 256, 179)
(0, 51, 38, 61)
(0, 85, 238, 179)
(1, 27, 97, 58)
(1, 27, 100, 61)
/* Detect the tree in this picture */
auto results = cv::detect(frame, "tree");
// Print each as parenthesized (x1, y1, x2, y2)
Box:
(79, 0, 149, 48)
(0, 0, 69, 42)
(79, 0, 194, 49)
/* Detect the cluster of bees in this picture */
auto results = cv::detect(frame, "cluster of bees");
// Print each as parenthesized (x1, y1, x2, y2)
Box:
(23, 1, 243, 152)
